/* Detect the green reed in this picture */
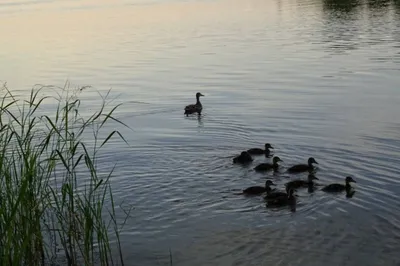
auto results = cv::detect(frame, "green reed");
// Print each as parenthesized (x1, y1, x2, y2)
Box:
(0, 82, 131, 265)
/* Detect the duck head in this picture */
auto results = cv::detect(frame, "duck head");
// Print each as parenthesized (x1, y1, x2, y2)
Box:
(265, 143, 274, 149)
(345, 176, 356, 183)
(308, 157, 318, 166)
(288, 188, 296, 197)
(196, 92, 204, 98)
(272, 156, 283, 164)
(265, 180, 275, 187)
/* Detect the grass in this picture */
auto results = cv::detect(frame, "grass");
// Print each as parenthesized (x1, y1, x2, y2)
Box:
(0, 82, 132, 265)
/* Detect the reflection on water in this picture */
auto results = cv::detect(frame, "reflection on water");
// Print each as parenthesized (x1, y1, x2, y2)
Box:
(2, 0, 400, 265)
(322, 0, 360, 13)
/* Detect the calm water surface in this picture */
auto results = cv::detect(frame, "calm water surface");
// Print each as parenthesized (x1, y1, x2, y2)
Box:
(2, 0, 400, 265)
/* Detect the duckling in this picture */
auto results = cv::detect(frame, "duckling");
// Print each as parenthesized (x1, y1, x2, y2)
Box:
(264, 184, 292, 201)
(254, 156, 282, 172)
(242, 180, 275, 195)
(322, 176, 356, 193)
(247, 143, 274, 156)
(184, 92, 204, 116)
(266, 188, 296, 207)
(285, 174, 319, 190)
(287, 157, 318, 173)
(233, 151, 253, 164)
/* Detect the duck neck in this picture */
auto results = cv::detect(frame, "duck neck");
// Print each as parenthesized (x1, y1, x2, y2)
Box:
(345, 182, 351, 190)
(196, 95, 201, 104)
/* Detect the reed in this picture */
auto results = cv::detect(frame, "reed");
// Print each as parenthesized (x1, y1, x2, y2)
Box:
(0, 82, 131, 265)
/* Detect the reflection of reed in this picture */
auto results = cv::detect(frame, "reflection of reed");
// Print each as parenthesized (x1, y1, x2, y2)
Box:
(322, 0, 361, 13)
(321, 0, 397, 13)
(319, 0, 398, 54)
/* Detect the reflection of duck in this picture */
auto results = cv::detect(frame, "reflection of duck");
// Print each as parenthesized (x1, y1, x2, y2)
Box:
(254, 156, 282, 172)
(247, 143, 273, 156)
(322, 176, 356, 193)
(242, 180, 275, 195)
(287, 157, 318, 173)
(266, 188, 296, 208)
(233, 151, 253, 164)
(285, 174, 319, 191)
(184, 92, 204, 116)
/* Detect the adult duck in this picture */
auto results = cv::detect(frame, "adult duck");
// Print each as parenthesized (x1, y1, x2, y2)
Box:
(285, 174, 319, 190)
(184, 92, 204, 116)
(233, 151, 253, 164)
(322, 176, 356, 193)
(247, 143, 274, 156)
(287, 157, 318, 173)
(243, 180, 275, 195)
(254, 156, 282, 172)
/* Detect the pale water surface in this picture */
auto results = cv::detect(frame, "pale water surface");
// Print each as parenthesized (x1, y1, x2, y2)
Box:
(1, 0, 400, 265)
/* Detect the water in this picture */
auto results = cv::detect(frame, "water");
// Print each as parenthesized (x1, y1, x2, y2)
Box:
(2, 0, 400, 265)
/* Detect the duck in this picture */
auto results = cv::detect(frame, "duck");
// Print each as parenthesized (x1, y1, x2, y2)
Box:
(254, 156, 282, 172)
(184, 92, 204, 116)
(243, 180, 275, 195)
(247, 143, 274, 156)
(264, 183, 293, 201)
(285, 174, 319, 190)
(322, 176, 356, 193)
(266, 188, 296, 208)
(233, 151, 253, 164)
(287, 157, 318, 173)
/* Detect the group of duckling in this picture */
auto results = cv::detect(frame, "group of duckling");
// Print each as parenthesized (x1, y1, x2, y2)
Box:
(233, 143, 357, 210)
(183, 94, 357, 210)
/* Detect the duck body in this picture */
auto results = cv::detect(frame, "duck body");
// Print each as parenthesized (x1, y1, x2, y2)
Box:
(266, 188, 296, 207)
(233, 151, 253, 164)
(322, 176, 356, 193)
(264, 182, 293, 201)
(287, 157, 318, 173)
(243, 180, 275, 195)
(285, 174, 319, 190)
(264, 189, 289, 201)
(247, 143, 273, 156)
(184, 92, 204, 116)
(254, 163, 277, 172)
(254, 156, 282, 172)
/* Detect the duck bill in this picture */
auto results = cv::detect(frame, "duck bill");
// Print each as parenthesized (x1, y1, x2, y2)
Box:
(200, 93, 205, 96)
(351, 179, 357, 183)
(313, 177, 319, 180)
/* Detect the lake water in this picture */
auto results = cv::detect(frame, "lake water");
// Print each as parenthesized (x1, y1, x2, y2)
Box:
(2, 0, 400, 265)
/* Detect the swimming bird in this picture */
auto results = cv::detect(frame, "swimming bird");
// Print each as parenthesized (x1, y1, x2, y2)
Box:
(184, 92, 204, 116)
(254, 156, 282, 172)
(247, 143, 274, 156)
(243, 180, 275, 195)
(285, 174, 319, 190)
(264, 184, 293, 201)
(287, 157, 318, 173)
(266, 188, 296, 208)
(233, 151, 253, 164)
(322, 176, 356, 193)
